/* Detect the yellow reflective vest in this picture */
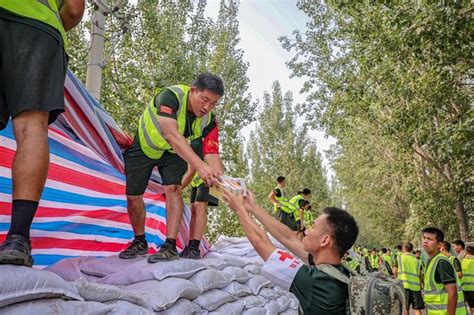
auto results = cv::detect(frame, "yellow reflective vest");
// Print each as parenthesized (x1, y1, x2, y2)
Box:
(138, 85, 212, 159)
(0, 0, 67, 45)
(461, 255, 474, 292)
(397, 253, 422, 291)
(289, 194, 304, 221)
(424, 253, 466, 314)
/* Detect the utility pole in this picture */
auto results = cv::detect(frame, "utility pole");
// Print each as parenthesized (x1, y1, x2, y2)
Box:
(86, 0, 127, 101)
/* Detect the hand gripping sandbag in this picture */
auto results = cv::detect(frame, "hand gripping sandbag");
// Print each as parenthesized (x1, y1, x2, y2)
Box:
(316, 264, 405, 315)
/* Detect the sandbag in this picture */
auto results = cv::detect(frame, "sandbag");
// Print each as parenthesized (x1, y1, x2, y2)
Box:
(199, 257, 232, 270)
(209, 299, 246, 315)
(188, 268, 231, 292)
(0, 265, 83, 308)
(45, 256, 97, 281)
(240, 295, 267, 309)
(124, 278, 202, 311)
(104, 300, 155, 315)
(160, 298, 202, 315)
(243, 264, 261, 275)
(80, 255, 145, 277)
(0, 298, 111, 315)
(241, 307, 267, 315)
(222, 281, 252, 298)
(193, 289, 236, 311)
(246, 275, 271, 295)
(222, 266, 252, 283)
(258, 287, 279, 300)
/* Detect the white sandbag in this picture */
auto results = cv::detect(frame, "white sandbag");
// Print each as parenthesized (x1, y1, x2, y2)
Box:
(95, 258, 206, 285)
(245, 275, 271, 295)
(243, 264, 261, 275)
(279, 309, 299, 315)
(241, 307, 267, 315)
(80, 255, 145, 277)
(188, 268, 231, 292)
(221, 254, 251, 267)
(209, 299, 245, 315)
(275, 296, 291, 312)
(105, 300, 155, 315)
(222, 266, 252, 283)
(193, 289, 236, 311)
(159, 298, 202, 315)
(199, 257, 232, 270)
(45, 256, 98, 282)
(74, 278, 150, 309)
(124, 278, 202, 311)
(258, 287, 279, 300)
(264, 300, 283, 314)
(0, 265, 83, 308)
(241, 295, 267, 309)
(221, 281, 252, 298)
(0, 298, 112, 315)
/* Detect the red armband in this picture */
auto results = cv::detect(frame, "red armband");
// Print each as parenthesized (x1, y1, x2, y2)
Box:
(202, 124, 219, 155)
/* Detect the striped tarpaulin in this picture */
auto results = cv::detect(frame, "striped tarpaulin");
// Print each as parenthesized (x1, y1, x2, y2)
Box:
(0, 71, 209, 268)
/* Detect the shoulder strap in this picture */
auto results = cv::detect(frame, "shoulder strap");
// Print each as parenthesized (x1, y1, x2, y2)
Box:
(316, 264, 351, 284)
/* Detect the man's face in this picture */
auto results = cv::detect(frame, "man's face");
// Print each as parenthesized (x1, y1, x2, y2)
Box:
(303, 194, 311, 201)
(280, 180, 286, 188)
(452, 244, 462, 254)
(189, 88, 220, 117)
(422, 232, 441, 255)
(415, 252, 421, 258)
(302, 214, 331, 253)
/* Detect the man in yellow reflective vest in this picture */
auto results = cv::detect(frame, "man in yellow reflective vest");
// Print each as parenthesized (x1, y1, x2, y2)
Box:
(289, 188, 311, 232)
(394, 242, 425, 315)
(442, 241, 463, 282)
(369, 248, 380, 272)
(422, 227, 466, 314)
(461, 246, 474, 314)
(381, 247, 394, 276)
(120, 73, 224, 262)
(0, 0, 85, 267)
(268, 176, 294, 229)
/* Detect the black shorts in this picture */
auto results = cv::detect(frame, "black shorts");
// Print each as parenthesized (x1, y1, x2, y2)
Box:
(280, 212, 298, 231)
(190, 184, 219, 207)
(0, 17, 67, 130)
(465, 290, 474, 308)
(124, 137, 187, 195)
(404, 289, 425, 310)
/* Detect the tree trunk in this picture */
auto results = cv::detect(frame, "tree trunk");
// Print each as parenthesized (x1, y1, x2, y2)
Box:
(455, 200, 470, 241)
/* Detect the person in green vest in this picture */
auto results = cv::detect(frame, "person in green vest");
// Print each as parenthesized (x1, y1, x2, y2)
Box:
(381, 247, 394, 276)
(0, 0, 85, 267)
(453, 240, 467, 262)
(421, 227, 466, 314)
(179, 137, 223, 259)
(120, 73, 224, 262)
(369, 248, 380, 272)
(442, 242, 464, 282)
(295, 200, 311, 240)
(394, 242, 425, 315)
(461, 246, 474, 314)
(289, 188, 311, 232)
(303, 204, 314, 230)
(268, 176, 295, 230)
(343, 250, 361, 273)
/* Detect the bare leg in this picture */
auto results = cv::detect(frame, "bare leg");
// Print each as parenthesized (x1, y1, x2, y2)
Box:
(12, 111, 50, 201)
(191, 201, 208, 240)
(164, 185, 183, 239)
(189, 203, 197, 241)
(126, 194, 146, 235)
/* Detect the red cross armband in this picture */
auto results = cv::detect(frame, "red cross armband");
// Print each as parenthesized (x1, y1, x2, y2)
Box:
(261, 249, 303, 291)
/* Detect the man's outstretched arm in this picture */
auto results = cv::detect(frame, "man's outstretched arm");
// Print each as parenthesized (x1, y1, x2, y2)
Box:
(223, 191, 275, 261)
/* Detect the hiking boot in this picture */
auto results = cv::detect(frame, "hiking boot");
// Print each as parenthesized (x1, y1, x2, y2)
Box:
(179, 246, 201, 260)
(0, 234, 33, 267)
(119, 239, 148, 259)
(147, 242, 178, 263)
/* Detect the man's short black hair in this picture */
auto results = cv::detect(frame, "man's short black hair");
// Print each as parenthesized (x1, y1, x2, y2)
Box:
(397, 244, 403, 251)
(453, 239, 465, 249)
(381, 248, 387, 253)
(193, 73, 224, 96)
(403, 242, 413, 252)
(322, 207, 359, 258)
(277, 176, 285, 183)
(300, 200, 310, 208)
(422, 227, 444, 243)
(442, 241, 451, 252)
(302, 188, 311, 195)
(466, 246, 474, 255)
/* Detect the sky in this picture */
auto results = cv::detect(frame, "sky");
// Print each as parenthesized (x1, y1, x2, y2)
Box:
(205, 0, 336, 178)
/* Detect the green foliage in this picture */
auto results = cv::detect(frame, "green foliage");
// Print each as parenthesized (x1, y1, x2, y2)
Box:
(282, 1, 473, 244)
(247, 81, 330, 217)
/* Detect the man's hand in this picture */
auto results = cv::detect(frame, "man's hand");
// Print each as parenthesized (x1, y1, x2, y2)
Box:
(195, 163, 220, 187)
(223, 190, 246, 213)
(243, 190, 257, 211)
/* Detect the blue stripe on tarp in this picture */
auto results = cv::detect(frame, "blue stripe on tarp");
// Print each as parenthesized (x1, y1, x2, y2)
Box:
(33, 254, 82, 266)
(0, 123, 122, 178)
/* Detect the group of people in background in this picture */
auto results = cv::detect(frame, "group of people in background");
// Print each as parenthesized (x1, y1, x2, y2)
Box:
(346, 234, 474, 314)
(268, 176, 314, 240)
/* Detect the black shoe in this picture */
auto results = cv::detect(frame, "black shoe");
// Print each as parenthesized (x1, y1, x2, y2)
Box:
(179, 246, 201, 259)
(147, 242, 178, 263)
(119, 239, 148, 259)
(0, 234, 33, 267)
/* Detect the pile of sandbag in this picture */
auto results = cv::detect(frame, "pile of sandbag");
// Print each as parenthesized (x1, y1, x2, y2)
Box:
(0, 237, 299, 314)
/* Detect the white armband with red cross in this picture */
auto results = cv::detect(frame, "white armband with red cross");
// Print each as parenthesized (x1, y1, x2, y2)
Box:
(261, 249, 304, 291)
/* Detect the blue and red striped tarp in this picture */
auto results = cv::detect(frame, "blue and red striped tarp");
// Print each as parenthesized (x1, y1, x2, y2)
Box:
(0, 71, 208, 268)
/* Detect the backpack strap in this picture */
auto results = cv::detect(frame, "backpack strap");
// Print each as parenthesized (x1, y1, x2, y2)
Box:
(316, 264, 351, 284)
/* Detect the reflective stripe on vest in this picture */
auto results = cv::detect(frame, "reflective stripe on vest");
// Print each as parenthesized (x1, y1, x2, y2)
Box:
(397, 253, 421, 291)
(369, 254, 379, 269)
(289, 194, 303, 221)
(0, 0, 67, 45)
(382, 254, 393, 268)
(138, 85, 212, 159)
(424, 253, 466, 314)
(303, 210, 313, 228)
(191, 174, 204, 188)
(461, 257, 474, 291)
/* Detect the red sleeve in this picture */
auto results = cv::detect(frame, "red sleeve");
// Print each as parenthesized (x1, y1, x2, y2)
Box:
(202, 123, 219, 155)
